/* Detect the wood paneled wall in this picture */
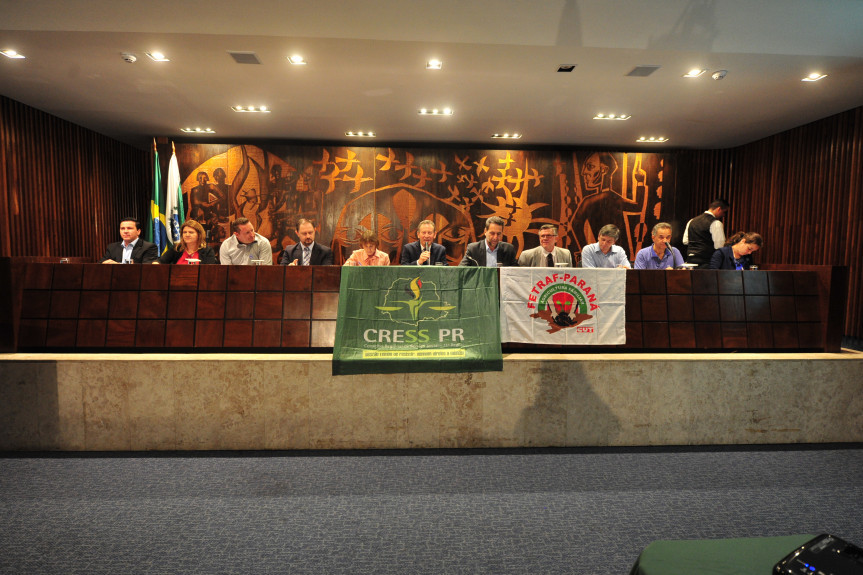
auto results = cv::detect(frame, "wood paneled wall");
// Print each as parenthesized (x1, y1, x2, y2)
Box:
(2, 92, 860, 339)
(679, 106, 863, 339)
(0, 95, 149, 261)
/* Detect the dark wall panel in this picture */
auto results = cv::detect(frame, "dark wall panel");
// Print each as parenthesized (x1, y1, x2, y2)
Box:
(0, 95, 149, 260)
(680, 107, 863, 339)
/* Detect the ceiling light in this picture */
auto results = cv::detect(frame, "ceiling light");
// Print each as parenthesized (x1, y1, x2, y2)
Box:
(145, 52, 170, 62)
(345, 131, 376, 137)
(1, 49, 25, 59)
(289, 55, 306, 65)
(557, 64, 576, 73)
(426, 59, 442, 70)
(594, 113, 631, 121)
(418, 108, 453, 116)
(802, 72, 827, 82)
(683, 69, 706, 78)
(491, 133, 522, 139)
(181, 127, 215, 134)
(711, 70, 727, 80)
(231, 106, 271, 113)
(637, 136, 668, 143)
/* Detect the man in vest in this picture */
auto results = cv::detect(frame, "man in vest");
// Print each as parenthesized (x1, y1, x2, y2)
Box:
(683, 199, 730, 268)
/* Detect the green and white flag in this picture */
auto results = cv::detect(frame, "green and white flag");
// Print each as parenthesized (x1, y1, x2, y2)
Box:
(333, 266, 503, 375)
(500, 267, 626, 345)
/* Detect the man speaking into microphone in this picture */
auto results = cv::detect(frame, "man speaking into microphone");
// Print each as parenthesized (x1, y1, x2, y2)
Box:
(634, 222, 684, 269)
(401, 219, 448, 266)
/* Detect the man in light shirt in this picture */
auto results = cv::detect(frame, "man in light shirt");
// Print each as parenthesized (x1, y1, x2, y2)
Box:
(459, 216, 517, 267)
(581, 224, 631, 269)
(219, 217, 273, 265)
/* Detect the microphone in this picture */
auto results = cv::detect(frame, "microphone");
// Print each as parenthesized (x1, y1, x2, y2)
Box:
(664, 241, 678, 269)
(464, 253, 478, 267)
(422, 242, 431, 265)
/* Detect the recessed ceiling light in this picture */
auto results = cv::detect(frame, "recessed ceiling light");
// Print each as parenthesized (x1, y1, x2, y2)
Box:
(491, 133, 522, 139)
(418, 108, 453, 116)
(231, 106, 271, 113)
(1, 49, 25, 59)
(426, 59, 442, 70)
(683, 69, 706, 78)
(637, 136, 668, 143)
(802, 72, 827, 82)
(145, 52, 170, 62)
(557, 65, 576, 73)
(594, 113, 631, 121)
(288, 55, 306, 65)
(345, 131, 376, 137)
(181, 127, 215, 134)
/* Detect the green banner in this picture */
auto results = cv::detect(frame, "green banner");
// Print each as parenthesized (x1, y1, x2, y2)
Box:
(333, 267, 503, 375)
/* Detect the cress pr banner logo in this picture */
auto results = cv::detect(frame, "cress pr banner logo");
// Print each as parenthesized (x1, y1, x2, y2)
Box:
(500, 268, 626, 345)
(375, 277, 455, 325)
(333, 266, 503, 375)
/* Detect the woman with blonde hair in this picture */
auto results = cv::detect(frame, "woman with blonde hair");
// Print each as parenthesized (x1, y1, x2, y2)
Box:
(343, 230, 390, 266)
(155, 219, 217, 264)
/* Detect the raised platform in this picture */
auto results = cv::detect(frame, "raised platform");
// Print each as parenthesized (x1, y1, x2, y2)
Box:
(2, 351, 861, 451)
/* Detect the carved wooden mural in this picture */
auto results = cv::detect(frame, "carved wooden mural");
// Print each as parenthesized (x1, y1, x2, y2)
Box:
(174, 144, 674, 265)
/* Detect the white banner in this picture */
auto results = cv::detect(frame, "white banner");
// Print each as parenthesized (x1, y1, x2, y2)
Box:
(500, 267, 626, 345)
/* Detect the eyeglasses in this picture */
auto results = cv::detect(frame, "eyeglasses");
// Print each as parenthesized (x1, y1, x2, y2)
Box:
(539, 234, 557, 239)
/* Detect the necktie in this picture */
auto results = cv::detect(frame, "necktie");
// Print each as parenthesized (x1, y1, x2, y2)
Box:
(303, 247, 311, 266)
(547, 252, 554, 267)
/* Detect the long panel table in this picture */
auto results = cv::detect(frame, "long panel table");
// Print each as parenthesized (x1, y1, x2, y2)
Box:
(0, 260, 847, 353)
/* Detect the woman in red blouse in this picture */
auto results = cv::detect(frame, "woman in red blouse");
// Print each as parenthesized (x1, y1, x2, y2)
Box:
(155, 219, 217, 264)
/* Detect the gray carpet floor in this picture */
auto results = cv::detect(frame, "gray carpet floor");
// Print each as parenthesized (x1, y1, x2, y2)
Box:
(1, 445, 861, 574)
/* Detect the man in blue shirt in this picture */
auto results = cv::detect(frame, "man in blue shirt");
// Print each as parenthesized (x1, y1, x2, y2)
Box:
(581, 224, 631, 268)
(458, 216, 517, 267)
(634, 222, 684, 269)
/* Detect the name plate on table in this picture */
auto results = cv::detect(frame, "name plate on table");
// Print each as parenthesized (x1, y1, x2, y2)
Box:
(500, 267, 626, 345)
(333, 266, 502, 375)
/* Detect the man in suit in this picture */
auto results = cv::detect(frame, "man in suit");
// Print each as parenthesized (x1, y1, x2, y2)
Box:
(100, 217, 158, 264)
(400, 219, 448, 266)
(517, 224, 573, 267)
(459, 215, 517, 267)
(281, 218, 334, 265)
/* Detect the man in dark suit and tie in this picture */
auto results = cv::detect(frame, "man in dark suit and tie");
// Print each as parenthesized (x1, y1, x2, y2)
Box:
(100, 217, 158, 264)
(400, 219, 448, 265)
(458, 216, 517, 267)
(280, 218, 334, 265)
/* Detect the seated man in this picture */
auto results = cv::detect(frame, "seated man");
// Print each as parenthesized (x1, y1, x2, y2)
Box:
(581, 224, 631, 269)
(401, 220, 448, 265)
(100, 217, 158, 264)
(634, 222, 684, 269)
(517, 224, 573, 267)
(459, 216, 517, 267)
(281, 218, 334, 265)
(219, 217, 273, 265)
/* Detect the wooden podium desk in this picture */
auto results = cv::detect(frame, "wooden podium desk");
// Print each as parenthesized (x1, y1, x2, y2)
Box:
(1, 260, 848, 353)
